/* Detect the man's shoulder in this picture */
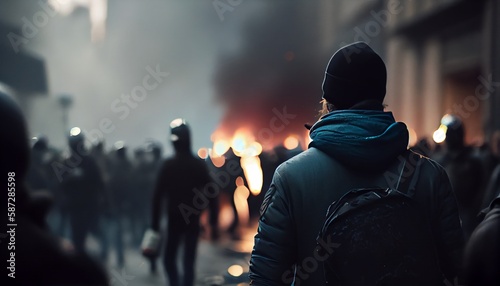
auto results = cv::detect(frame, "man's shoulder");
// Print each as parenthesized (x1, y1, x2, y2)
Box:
(406, 150, 450, 190)
(277, 148, 331, 171)
(409, 149, 446, 174)
(273, 148, 343, 186)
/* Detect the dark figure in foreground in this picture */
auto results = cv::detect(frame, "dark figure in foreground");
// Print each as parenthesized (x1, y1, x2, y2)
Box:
(151, 119, 213, 286)
(433, 114, 484, 239)
(464, 194, 500, 285)
(249, 42, 464, 285)
(0, 91, 108, 285)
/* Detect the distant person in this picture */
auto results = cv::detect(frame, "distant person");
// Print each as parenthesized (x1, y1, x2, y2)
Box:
(249, 42, 464, 285)
(433, 114, 484, 239)
(107, 141, 133, 268)
(411, 137, 433, 158)
(27, 136, 65, 231)
(132, 146, 157, 273)
(26, 136, 51, 193)
(218, 148, 242, 239)
(479, 130, 500, 211)
(0, 90, 108, 285)
(60, 127, 109, 260)
(90, 140, 110, 185)
(130, 146, 149, 247)
(142, 142, 164, 273)
(200, 152, 222, 241)
(150, 119, 214, 286)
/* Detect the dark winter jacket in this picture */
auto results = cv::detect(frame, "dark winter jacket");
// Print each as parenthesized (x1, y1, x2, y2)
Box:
(433, 146, 484, 238)
(151, 152, 212, 230)
(464, 195, 500, 285)
(249, 110, 464, 285)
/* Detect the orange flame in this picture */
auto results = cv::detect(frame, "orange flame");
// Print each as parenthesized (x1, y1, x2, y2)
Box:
(233, 176, 250, 225)
(211, 127, 264, 195)
(209, 149, 226, 168)
(213, 140, 230, 157)
(240, 156, 263, 196)
(197, 147, 209, 159)
(231, 128, 255, 156)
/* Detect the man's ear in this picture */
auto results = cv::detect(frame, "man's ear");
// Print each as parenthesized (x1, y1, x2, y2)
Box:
(327, 102, 335, 112)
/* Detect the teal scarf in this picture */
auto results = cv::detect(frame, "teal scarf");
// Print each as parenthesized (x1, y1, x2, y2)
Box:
(309, 110, 409, 171)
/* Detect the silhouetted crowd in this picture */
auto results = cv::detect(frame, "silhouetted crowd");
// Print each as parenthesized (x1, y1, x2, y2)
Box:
(414, 116, 500, 241)
(25, 136, 161, 267)
(2, 85, 500, 285)
(24, 116, 500, 284)
(20, 125, 299, 276)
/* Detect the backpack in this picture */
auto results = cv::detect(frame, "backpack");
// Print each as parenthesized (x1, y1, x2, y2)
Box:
(316, 152, 443, 285)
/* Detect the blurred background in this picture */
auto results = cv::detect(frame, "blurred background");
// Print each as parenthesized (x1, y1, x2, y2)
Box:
(1, 0, 499, 151)
(1, 0, 499, 285)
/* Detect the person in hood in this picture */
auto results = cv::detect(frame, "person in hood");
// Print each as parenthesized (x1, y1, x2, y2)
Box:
(249, 42, 464, 285)
(60, 128, 109, 261)
(432, 114, 484, 240)
(151, 119, 214, 286)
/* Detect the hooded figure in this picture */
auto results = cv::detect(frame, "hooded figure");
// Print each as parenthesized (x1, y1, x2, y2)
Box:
(151, 119, 214, 286)
(59, 127, 108, 261)
(249, 42, 464, 285)
(432, 114, 484, 239)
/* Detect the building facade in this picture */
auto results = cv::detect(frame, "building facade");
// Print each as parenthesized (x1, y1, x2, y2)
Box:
(319, 0, 500, 145)
(385, 0, 499, 144)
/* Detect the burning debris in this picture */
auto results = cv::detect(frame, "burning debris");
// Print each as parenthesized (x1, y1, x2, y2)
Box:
(212, 2, 326, 151)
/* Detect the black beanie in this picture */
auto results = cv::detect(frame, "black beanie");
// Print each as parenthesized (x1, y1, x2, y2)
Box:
(322, 42, 387, 110)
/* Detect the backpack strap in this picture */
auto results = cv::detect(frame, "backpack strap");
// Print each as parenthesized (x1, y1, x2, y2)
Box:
(397, 151, 423, 198)
(407, 154, 422, 197)
(395, 159, 407, 190)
